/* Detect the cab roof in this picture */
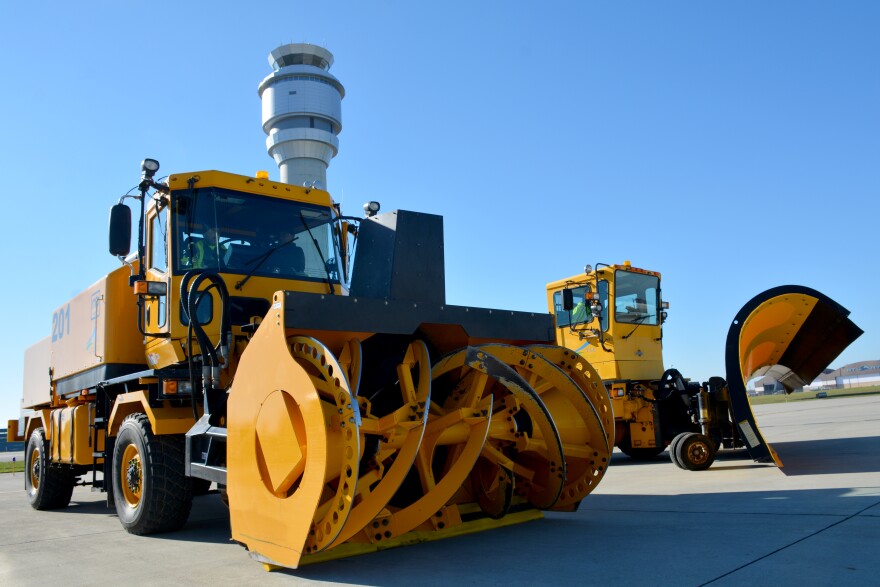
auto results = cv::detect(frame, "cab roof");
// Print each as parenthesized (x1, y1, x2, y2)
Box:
(545, 262, 661, 291)
(166, 170, 335, 208)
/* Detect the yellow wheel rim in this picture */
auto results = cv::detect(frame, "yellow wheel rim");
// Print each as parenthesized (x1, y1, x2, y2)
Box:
(29, 447, 41, 490)
(687, 441, 710, 466)
(121, 444, 142, 507)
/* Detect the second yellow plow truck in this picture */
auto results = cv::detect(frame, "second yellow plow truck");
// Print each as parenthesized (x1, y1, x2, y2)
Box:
(9, 159, 613, 570)
(547, 262, 862, 470)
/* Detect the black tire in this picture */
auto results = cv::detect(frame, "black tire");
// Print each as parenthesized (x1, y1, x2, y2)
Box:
(617, 434, 665, 460)
(25, 428, 75, 510)
(668, 432, 691, 469)
(675, 433, 716, 471)
(112, 413, 193, 534)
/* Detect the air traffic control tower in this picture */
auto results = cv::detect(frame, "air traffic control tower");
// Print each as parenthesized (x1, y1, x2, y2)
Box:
(258, 44, 344, 189)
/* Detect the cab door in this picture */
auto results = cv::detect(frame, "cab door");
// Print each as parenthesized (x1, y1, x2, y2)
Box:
(144, 204, 170, 336)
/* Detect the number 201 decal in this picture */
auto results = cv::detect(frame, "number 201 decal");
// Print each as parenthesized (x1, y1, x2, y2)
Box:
(52, 304, 71, 342)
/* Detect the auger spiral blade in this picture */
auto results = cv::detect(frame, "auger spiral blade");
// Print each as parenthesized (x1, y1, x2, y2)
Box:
(328, 339, 434, 547)
(433, 345, 568, 510)
(525, 344, 613, 509)
(473, 344, 611, 510)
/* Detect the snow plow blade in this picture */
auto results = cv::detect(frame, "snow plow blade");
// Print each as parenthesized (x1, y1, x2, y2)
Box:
(724, 285, 863, 466)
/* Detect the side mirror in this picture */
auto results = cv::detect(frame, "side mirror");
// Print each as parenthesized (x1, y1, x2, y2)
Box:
(561, 288, 574, 311)
(109, 204, 132, 257)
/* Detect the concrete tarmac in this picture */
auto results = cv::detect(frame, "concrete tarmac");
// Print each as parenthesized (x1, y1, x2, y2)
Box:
(0, 395, 877, 586)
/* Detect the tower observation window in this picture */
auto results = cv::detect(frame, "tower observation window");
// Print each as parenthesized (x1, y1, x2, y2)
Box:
(275, 75, 335, 87)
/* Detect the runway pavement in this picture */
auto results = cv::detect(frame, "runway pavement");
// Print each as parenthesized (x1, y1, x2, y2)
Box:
(0, 395, 877, 586)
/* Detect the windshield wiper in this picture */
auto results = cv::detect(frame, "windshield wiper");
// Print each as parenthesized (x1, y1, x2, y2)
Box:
(234, 240, 295, 290)
(621, 314, 654, 340)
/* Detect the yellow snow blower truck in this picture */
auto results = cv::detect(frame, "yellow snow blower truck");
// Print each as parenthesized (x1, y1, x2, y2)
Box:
(9, 159, 613, 569)
(546, 261, 862, 470)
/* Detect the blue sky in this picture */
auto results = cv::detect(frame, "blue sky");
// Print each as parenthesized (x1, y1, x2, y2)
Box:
(1, 1, 877, 423)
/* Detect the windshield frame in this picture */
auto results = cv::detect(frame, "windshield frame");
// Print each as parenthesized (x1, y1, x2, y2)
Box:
(613, 270, 660, 326)
(170, 187, 344, 285)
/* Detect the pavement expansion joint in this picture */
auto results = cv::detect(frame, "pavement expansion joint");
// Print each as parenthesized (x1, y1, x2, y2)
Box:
(697, 500, 880, 586)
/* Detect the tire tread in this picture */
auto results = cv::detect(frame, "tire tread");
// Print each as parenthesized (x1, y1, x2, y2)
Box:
(114, 413, 192, 535)
(26, 429, 75, 510)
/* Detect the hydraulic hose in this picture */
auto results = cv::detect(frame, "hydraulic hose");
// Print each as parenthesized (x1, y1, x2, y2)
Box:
(180, 270, 230, 418)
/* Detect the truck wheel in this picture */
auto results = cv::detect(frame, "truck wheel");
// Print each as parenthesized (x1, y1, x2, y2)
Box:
(112, 413, 193, 534)
(675, 433, 716, 471)
(25, 428, 75, 510)
(617, 435, 665, 459)
(668, 432, 691, 469)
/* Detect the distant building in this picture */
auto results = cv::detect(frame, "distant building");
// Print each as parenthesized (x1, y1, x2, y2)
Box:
(751, 376, 787, 395)
(804, 360, 880, 391)
(748, 360, 879, 394)
(0, 428, 25, 452)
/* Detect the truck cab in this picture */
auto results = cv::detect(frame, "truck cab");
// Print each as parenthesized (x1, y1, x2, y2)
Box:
(547, 262, 675, 456)
(136, 170, 349, 373)
(547, 262, 665, 382)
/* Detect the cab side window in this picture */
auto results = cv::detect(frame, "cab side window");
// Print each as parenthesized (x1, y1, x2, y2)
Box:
(150, 208, 168, 272)
(597, 280, 609, 331)
(148, 207, 168, 328)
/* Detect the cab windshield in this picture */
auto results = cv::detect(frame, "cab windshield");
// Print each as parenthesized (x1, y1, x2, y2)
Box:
(172, 187, 341, 284)
(614, 271, 659, 325)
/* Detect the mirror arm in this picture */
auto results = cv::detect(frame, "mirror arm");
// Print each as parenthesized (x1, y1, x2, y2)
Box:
(117, 194, 138, 205)
(135, 186, 148, 283)
(117, 254, 136, 275)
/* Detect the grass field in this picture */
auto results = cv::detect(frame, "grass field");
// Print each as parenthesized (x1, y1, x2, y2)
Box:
(748, 385, 880, 405)
(0, 461, 24, 474)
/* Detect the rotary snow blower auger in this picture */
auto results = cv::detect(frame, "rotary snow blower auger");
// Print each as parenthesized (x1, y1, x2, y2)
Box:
(227, 292, 612, 569)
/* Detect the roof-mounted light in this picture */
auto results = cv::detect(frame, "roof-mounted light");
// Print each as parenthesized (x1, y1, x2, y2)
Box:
(141, 158, 160, 179)
(363, 201, 381, 217)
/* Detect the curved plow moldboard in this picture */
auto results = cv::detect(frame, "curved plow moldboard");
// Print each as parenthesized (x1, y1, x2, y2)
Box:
(724, 285, 863, 466)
